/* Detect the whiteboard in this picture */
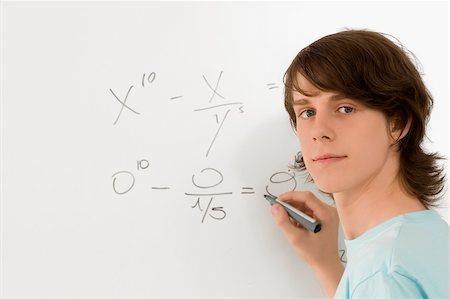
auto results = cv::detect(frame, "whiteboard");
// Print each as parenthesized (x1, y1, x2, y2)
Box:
(1, 2, 448, 298)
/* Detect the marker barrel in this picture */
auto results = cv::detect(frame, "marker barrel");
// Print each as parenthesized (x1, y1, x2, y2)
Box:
(265, 194, 321, 233)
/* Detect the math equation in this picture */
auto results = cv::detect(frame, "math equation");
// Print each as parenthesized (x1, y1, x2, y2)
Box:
(112, 159, 298, 224)
(107, 70, 347, 263)
(108, 70, 294, 223)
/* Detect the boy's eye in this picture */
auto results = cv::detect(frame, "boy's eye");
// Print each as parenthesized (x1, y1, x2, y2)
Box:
(338, 106, 355, 114)
(299, 109, 315, 118)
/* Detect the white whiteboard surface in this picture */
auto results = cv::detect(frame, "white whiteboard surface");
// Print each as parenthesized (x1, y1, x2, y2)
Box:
(1, 2, 448, 298)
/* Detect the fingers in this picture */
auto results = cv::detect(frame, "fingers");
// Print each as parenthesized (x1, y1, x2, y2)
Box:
(271, 203, 308, 242)
(277, 191, 339, 229)
(278, 191, 326, 217)
(270, 191, 340, 269)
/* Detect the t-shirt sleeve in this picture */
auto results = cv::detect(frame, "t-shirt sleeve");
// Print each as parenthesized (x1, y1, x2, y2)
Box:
(350, 270, 426, 299)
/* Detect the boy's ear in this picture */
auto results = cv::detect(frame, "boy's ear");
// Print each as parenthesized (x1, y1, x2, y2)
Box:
(390, 116, 412, 142)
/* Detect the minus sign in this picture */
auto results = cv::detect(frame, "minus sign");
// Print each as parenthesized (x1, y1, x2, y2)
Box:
(169, 96, 183, 100)
(241, 192, 255, 194)
(152, 187, 171, 190)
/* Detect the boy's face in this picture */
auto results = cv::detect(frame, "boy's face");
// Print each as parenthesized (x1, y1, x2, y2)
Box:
(292, 73, 398, 196)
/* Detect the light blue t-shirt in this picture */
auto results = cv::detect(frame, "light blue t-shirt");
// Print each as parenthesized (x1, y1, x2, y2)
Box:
(334, 210, 449, 299)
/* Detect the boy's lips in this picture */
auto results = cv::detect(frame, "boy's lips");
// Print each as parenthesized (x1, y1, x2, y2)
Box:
(312, 154, 347, 162)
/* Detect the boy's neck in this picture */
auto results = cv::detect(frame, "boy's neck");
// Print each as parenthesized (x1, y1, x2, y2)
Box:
(333, 171, 426, 240)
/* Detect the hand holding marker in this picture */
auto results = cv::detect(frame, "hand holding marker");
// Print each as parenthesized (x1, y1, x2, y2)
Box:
(265, 194, 321, 233)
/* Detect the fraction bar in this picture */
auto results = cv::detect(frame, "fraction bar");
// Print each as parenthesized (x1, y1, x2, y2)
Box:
(184, 192, 233, 196)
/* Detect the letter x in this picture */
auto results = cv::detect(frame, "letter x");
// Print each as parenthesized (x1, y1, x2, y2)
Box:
(202, 71, 225, 103)
(110, 85, 140, 125)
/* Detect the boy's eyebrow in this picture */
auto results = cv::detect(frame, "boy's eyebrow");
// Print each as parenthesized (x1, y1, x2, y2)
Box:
(292, 93, 347, 106)
(292, 98, 311, 106)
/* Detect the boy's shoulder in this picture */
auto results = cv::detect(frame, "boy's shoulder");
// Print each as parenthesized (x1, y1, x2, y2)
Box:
(340, 210, 449, 299)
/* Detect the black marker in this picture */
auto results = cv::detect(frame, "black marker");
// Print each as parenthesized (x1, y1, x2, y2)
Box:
(264, 194, 321, 233)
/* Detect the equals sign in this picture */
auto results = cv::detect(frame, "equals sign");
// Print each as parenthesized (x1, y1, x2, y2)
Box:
(241, 187, 255, 195)
(152, 187, 171, 190)
(266, 83, 280, 89)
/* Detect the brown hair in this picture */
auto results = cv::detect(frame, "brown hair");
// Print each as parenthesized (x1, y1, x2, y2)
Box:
(284, 29, 446, 208)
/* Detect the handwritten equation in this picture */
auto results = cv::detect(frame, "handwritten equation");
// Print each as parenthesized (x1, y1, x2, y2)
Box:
(112, 159, 297, 223)
(107, 69, 347, 264)
(108, 70, 286, 222)
(109, 70, 279, 157)
(110, 159, 348, 263)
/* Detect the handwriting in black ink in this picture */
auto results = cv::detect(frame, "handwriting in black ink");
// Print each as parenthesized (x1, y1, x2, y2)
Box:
(266, 82, 280, 89)
(169, 95, 184, 101)
(186, 167, 230, 223)
(109, 71, 157, 125)
(265, 169, 298, 197)
(142, 72, 156, 87)
(112, 159, 150, 195)
(112, 170, 135, 195)
(203, 71, 225, 103)
(241, 187, 255, 195)
(194, 71, 245, 157)
(339, 249, 347, 263)
(110, 86, 140, 125)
